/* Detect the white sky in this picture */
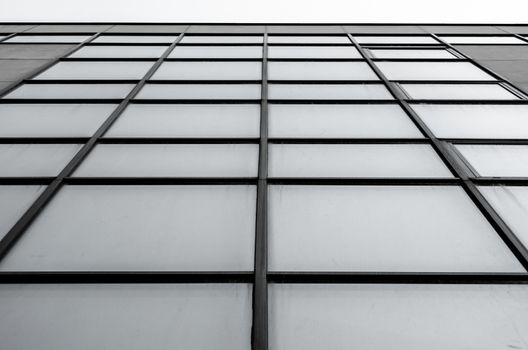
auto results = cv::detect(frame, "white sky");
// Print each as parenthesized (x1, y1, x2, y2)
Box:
(1, 0, 528, 23)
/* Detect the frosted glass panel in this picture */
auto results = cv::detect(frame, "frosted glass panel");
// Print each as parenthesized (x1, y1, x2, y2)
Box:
(0, 104, 116, 137)
(152, 62, 261, 80)
(71, 46, 167, 58)
(93, 35, 178, 43)
(440, 36, 526, 44)
(0, 186, 43, 241)
(4, 84, 134, 99)
(0, 185, 256, 271)
(370, 49, 457, 59)
(0, 144, 80, 176)
(268, 84, 391, 99)
(268, 36, 350, 44)
(269, 185, 523, 272)
(411, 104, 528, 139)
(480, 186, 528, 249)
(269, 104, 422, 138)
(169, 46, 262, 58)
(6, 35, 89, 43)
(269, 144, 452, 178)
(0, 284, 251, 350)
(74, 144, 259, 177)
(35, 62, 153, 80)
(401, 84, 518, 100)
(268, 46, 360, 58)
(376, 62, 493, 81)
(268, 62, 378, 80)
(136, 84, 261, 99)
(107, 104, 260, 138)
(181, 36, 263, 43)
(456, 145, 528, 177)
(354, 36, 438, 44)
(269, 284, 528, 350)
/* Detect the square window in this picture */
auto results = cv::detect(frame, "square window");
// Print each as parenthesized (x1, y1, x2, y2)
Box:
(268, 62, 378, 81)
(151, 62, 261, 80)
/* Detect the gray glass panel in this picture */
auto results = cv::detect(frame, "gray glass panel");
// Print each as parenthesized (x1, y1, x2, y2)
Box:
(4, 84, 134, 99)
(376, 62, 494, 81)
(169, 46, 262, 58)
(151, 62, 261, 80)
(136, 84, 261, 99)
(93, 35, 178, 43)
(268, 62, 378, 80)
(71, 46, 167, 58)
(5, 35, 90, 43)
(268, 84, 391, 100)
(0, 186, 44, 241)
(268, 46, 360, 58)
(34, 62, 154, 80)
(0, 144, 80, 176)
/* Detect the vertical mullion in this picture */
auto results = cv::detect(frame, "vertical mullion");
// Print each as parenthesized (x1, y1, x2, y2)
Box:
(344, 29, 528, 270)
(253, 27, 268, 350)
(0, 27, 190, 261)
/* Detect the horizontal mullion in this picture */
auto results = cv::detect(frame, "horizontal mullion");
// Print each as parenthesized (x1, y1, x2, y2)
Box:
(408, 99, 528, 104)
(268, 138, 429, 144)
(472, 178, 528, 186)
(392, 79, 501, 84)
(371, 58, 470, 62)
(267, 80, 382, 84)
(99, 137, 260, 144)
(0, 98, 125, 104)
(132, 99, 262, 103)
(84, 42, 172, 47)
(163, 58, 263, 62)
(267, 58, 365, 62)
(267, 99, 395, 104)
(445, 139, 528, 144)
(22, 79, 141, 84)
(0, 137, 90, 144)
(267, 178, 460, 185)
(146, 79, 262, 84)
(0, 177, 55, 185)
(60, 57, 160, 62)
(64, 177, 258, 185)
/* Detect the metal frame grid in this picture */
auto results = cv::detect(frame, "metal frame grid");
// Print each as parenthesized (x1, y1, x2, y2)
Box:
(1, 23, 528, 350)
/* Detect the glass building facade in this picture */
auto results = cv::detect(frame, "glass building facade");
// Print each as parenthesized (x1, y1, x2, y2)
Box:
(0, 23, 528, 349)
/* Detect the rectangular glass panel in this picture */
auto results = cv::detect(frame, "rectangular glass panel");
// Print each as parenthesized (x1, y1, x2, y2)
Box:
(70, 46, 167, 58)
(169, 46, 262, 58)
(269, 104, 422, 138)
(268, 84, 390, 99)
(369, 49, 457, 59)
(136, 84, 261, 99)
(411, 104, 528, 139)
(376, 62, 494, 81)
(269, 144, 452, 178)
(6, 35, 90, 43)
(0, 284, 251, 350)
(268, 46, 360, 58)
(440, 36, 526, 44)
(93, 35, 177, 43)
(269, 185, 523, 272)
(73, 144, 259, 177)
(0, 144, 80, 176)
(0, 186, 44, 240)
(107, 104, 260, 138)
(269, 284, 528, 350)
(151, 62, 261, 80)
(0, 104, 116, 137)
(480, 186, 528, 249)
(34, 62, 154, 80)
(180, 36, 263, 43)
(4, 84, 134, 99)
(268, 36, 350, 44)
(268, 62, 378, 81)
(456, 145, 528, 177)
(0, 185, 256, 271)
(401, 84, 518, 100)
(354, 35, 438, 44)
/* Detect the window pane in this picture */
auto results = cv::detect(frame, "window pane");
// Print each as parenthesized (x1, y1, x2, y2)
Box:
(0, 104, 117, 137)
(269, 185, 523, 272)
(376, 62, 493, 81)
(169, 46, 262, 58)
(93, 35, 178, 43)
(401, 84, 518, 100)
(5, 35, 89, 43)
(268, 46, 360, 58)
(0, 186, 43, 240)
(107, 104, 260, 138)
(369, 49, 457, 59)
(354, 35, 438, 44)
(73, 144, 259, 177)
(269, 284, 528, 350)
(0, 284, 251, 350)
(411, 104, 528, 139)
(0, 144, 80, 176)
(34, 62, 153, 80)
(268, 84, 391, 99)
(4, 84, 134, 99)
(269, 144, 452, 178)
(268, 36, 350, 44)
(480, 186, 528, 250)
(70, 46, 167, 58)
(181, 35, 263, 43)
(152, 61, 261, 80)
(0, 185, 256, 271)
(269, 104, 422, 138)
(440, 36, 526, 44)
(136, 84, 261, 99)
(456, 145, 528, 177)
(268, 62, 378, 80)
